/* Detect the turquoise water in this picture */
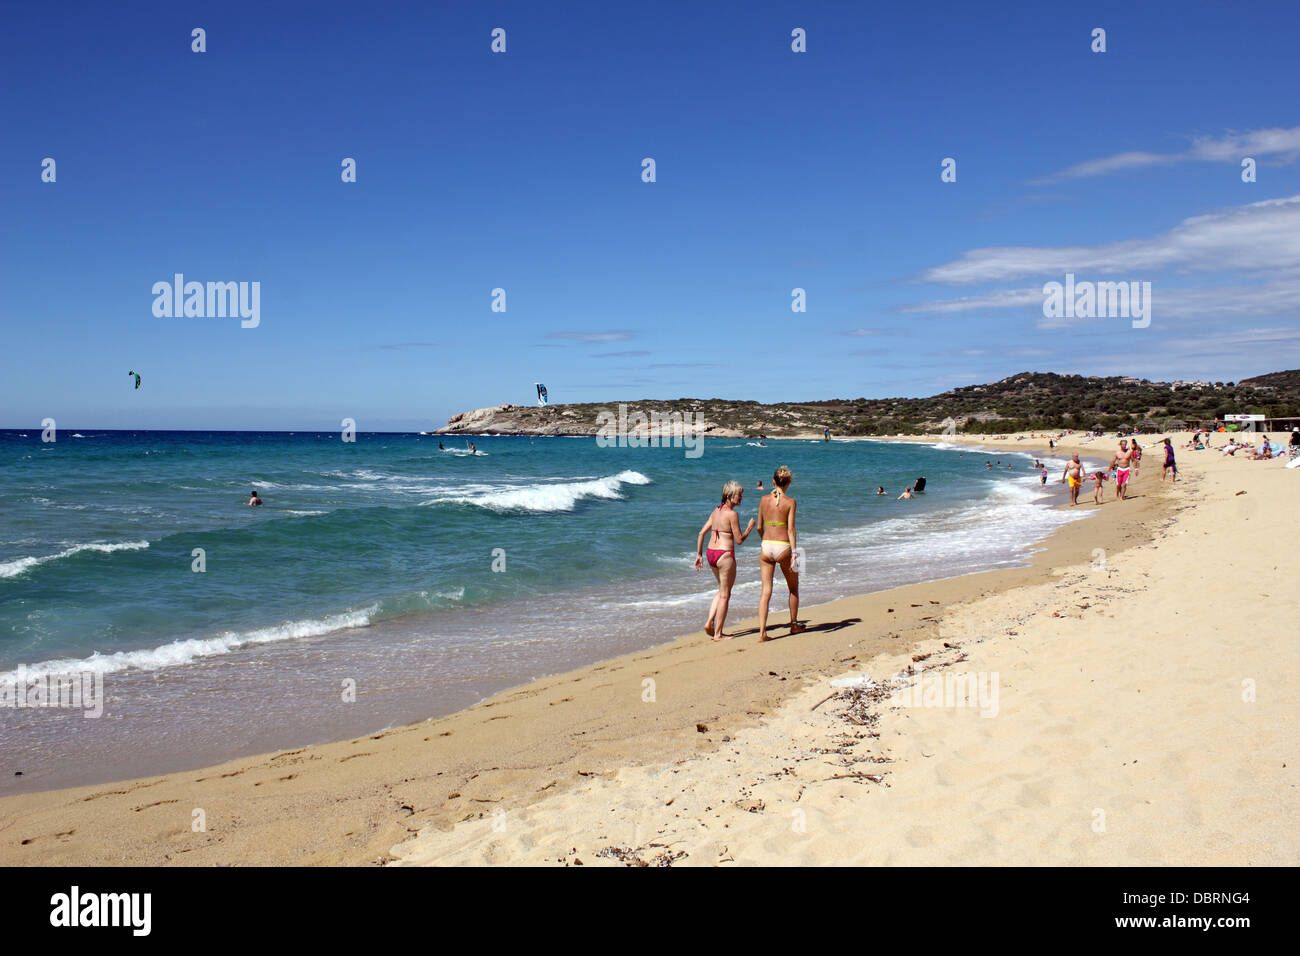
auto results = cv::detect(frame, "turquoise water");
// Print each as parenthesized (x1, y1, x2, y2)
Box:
(0, 430, 1092, 791)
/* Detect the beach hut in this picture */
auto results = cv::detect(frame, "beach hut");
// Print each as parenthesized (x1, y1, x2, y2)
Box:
(1136, 419, 1160, 433)
(1164, 419, 1187, 432)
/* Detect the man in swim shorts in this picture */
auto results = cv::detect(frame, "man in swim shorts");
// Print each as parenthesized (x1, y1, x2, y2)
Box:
(1061, 455, 1084, 505)
(1110, 439, 1134, 502)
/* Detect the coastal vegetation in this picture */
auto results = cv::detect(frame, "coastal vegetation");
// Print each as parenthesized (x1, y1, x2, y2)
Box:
(438, 370, 1300, 437)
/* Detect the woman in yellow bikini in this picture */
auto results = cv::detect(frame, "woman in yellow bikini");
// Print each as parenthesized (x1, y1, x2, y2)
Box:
(757, 466, 805, 641)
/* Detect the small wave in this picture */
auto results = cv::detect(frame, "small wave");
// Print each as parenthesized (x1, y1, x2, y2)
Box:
(0, 606, 377, 680)
(0, 541, 150, 580)
(421, 470, 651, 513)
(611, 579, 760, 609)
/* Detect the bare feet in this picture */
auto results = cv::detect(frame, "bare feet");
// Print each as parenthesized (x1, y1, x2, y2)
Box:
(758, 631, 771, 642)
(789, 621, 806, 635)
(704, 620, 715, 637)
(712, 632, 732, 642)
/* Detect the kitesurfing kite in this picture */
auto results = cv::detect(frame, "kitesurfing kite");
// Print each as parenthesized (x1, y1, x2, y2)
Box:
(535, 382, 549, 407)
(128, 370, 141, 389)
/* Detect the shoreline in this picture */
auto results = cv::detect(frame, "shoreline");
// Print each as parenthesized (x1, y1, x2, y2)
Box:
(392, 431, 1295, 866)
(0, 434, 1172, 865)
(0, 437, 1076, 797)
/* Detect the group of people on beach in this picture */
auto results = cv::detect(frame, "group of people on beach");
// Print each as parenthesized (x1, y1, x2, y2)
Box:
(1060, 437, 1178, 505)
(695, 466, 805, 643)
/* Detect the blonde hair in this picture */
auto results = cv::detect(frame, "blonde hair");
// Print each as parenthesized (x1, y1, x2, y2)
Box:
(771, 466, 792, 500)
(720, 480, 743, 504)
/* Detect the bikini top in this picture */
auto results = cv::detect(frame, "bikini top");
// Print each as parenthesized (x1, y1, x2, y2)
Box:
(765, 490, 788, 526)
(710, 507, 735, 547)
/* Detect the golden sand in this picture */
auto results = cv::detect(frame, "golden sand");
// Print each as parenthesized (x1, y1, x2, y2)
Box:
(2, 432, 1293, 865)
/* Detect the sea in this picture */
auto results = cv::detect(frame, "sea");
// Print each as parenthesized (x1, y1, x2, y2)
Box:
(0, 430, 1098, 792)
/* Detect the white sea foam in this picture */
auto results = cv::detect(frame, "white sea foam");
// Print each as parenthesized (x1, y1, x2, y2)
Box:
(610, 579, 760, 609)
(0, 606, 378, 680)
(422, 470, 651, 513)
(0, 541, 150, 579)
(831, 478, 1086, 577)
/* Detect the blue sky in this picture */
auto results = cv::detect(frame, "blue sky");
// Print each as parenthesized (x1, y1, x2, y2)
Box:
(3, 0, 1298, 430)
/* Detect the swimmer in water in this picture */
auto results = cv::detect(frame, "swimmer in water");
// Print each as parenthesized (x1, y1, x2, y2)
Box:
(247, 489, 262, 507)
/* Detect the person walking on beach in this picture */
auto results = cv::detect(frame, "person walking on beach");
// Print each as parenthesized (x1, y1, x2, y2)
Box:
(1162, 438, 1177, 482)
(757, 466, 804, 641)
(1091, 470, 1107, 505)
(1110, 439, 1135, 502)
(1061, 455, 1084, 505)
(694, 480, 755, 642)
(1130, 438, 1142, 476)
(1040, 466, 1048, 486)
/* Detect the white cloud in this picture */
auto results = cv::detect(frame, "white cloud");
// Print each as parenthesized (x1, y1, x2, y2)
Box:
(901, 288, 1043, 314)
(548, 330, 635, 342)
(919, 194, 1300, 285)
(1034, 127, 1300, 183)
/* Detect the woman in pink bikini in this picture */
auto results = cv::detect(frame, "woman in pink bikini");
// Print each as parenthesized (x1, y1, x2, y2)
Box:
(694, 480, 755, 641)
(757, 466, 805, 641)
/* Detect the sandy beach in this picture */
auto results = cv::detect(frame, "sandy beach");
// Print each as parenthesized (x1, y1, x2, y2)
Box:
(1, 432, 1294, 866)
